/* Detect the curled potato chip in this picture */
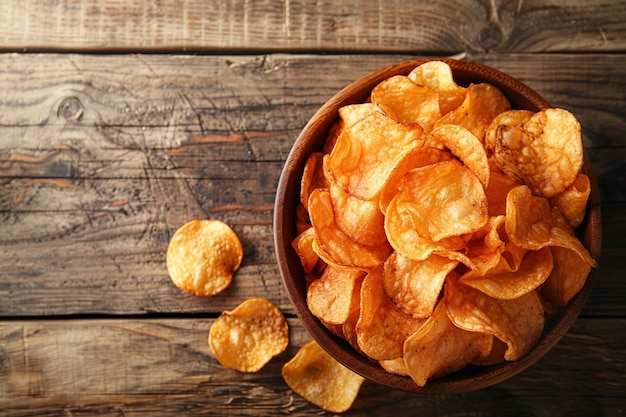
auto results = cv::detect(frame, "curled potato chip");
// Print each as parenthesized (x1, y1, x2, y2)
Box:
(407, 61, 467, 115)
(445, 279, 545, 361)
(371, 75, 441, 133)
(383, 252, 457, 319)
(403, 299, 493, 387)
(282, 340, 365, 413)
(356, 267, 426, 361)
(300, 152, 329, 208)
(484, 109, 534, 152)
(433, 83, 511, 142)
(309, 188, 392, 269)
(388, 160, 489, 242)
(460, 246, 553, 299)
(307, 265, 365, 325)
(549, 173, 591, 229)
(327, 103, 424, 200)
(379, 357, 409, 376)
(485, 169, 523, 216)
(431, 124, 490, 188)
(541, 246, 593, 307)
(167, 220, 243, 296)
(494, 108, 583, 197)
(292, 227, 320, 274)
(329, 181, 387, 247)
(209, 298, 288, 372)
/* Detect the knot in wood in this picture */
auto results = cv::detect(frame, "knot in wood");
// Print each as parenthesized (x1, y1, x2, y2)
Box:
(57, 97, 84, 121)
(479, 24, 503, 51)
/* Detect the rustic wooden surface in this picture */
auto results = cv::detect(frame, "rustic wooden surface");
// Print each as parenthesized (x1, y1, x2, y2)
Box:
(0, 1, 625, 416)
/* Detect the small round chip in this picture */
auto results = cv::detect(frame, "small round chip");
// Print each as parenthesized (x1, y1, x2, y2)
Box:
(209, 298, 289, 373)
(166, 220, 243, 296)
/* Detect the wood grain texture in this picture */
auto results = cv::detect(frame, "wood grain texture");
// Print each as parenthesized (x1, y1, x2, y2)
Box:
(0, 318, 623, 416)
(1, 0, 625, 53)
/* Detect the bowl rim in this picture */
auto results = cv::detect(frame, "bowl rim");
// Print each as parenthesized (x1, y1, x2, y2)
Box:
(273, 58, 602, 393)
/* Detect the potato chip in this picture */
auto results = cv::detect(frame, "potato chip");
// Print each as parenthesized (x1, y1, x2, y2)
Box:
(445, 279, 545, 361)
(459, 246, 553, 299)
(383, 252, 457, 318)
(371, 75, 441, 133)
(484, 109, 534, 152)
(549, 173, 591, 229)
(323, 119, 344, 154)
(329, 181, 387, 247)
(308, 188, 392, 269)
(470, 337, 508, 366)
(403, 299, 493, 387)
(300, 152, 329, 208)
(485, 169, 523, 216)
(209, 298, 288, 372)
(494, 108, 583, 197)
(431, 124, 490, 188)
(379, 357, 409, 376)
(282, 340, 365, 413)
(326, 103, 424, 200)
(292, 227, 320, 273)
(387, 160, 489, 242)
(295, 203, 310, 235)
(307, 265, 365, 325)
(433, 83, 511, 142)
(407, 61, 467, 115)
(541, 245, 593, 307)
(167, 220, 243, 296)
(505, 185, 596, 268)
(356, 267, 426, 361)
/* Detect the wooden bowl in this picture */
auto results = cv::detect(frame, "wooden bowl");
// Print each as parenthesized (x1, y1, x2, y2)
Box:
(273, 59, 602, 393)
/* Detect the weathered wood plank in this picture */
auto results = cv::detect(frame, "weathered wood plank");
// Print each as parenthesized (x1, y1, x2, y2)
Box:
(1, 0, 625, 53)
(0, 318, 623, 416)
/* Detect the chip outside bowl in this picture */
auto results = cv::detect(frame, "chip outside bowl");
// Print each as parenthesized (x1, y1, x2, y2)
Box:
(273, 59, 602, 394)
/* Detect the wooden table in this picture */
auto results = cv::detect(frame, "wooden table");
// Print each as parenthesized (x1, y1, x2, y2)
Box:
(1, 1, 625, 415)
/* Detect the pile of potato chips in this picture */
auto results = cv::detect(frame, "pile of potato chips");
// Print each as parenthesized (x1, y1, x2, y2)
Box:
(293, 61, 596, 387)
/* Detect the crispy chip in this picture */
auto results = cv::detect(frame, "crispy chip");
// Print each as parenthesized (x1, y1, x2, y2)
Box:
(167, 220, 243, 296)
(549, 173, 591, 229)
(379, 357, 410, 376)
(403, 299, 492, 387)
(309, 188, 392, 269)
(383, 252, 457, 318)
(445, 279, 545, 361)
(494, 108, 583, 197)
(387, 160, 489, 242)
(431, 124, 490, 188)
(485, 169, 523, 216)
(307, 265, 365, 325)
(329, 181, 387, 247)
(407, 61, 467, 115)
(326, 103, 424, 200)
(356, 267, 426, 361)
(209, 298, 288, 372)
(300, 152, 329, 208)
(292, 227, 320, 273)
(460, 246, 553, 299)
(371, 75, 441, 133)
(433, 83, 511, 142)
(484, 109, 533, 152)
(541, 246, 593, 307)
(282, 340, 365, 413)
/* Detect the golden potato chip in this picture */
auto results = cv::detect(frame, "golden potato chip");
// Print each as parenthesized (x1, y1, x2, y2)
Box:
(308, 188, 392, 269)
(460, 246, 553, 299)
(326, 103, 424, 200)
(323, 119, 344, 154)
(549, 173, 591, 229)
(307, 265, 365, 325)
(484, 109, 534, 152)
(292, 227, 320, 273)
(485, 169, 523, 216)
(445, 279, 545, 361)
(403, 299, 493, 387)
(541, 245, 593, 307)
(407, 61, 467, 115)
(471, 337, 508, 366)
(505, 185, 596, 268)
(329, 181, 387, 247)
(300, 151, 329, 208)
(282, 340, 365, 413)
(433, 83, 511, 142)
(379, 357, 409, 376)
(209, 298, 288, 372)
(371, 74, 441, 133)
(494, 108, 583, 197)
(167, 220, 243, 296)
(387, 160, 489, 242)
(356, 267, 426, 361)
(431, 124, 490, 188)
(295, 203, 310, 235)
(383, 252, 457, 318)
